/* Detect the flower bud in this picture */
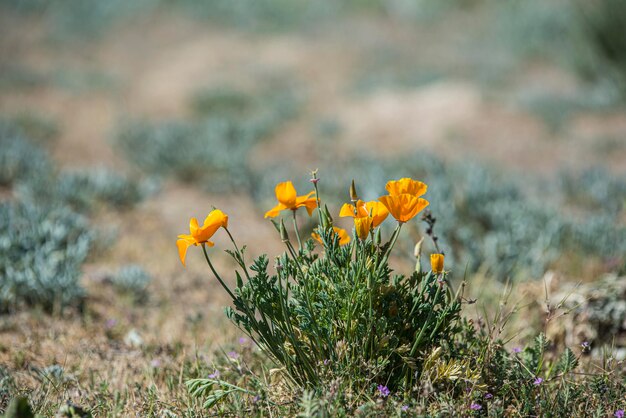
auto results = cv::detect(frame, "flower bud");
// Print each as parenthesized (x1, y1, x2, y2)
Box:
(430, 253, 444, 274)
(320, 204, 334, 229)
(414, 237, 424, 259)
(350, 179, 359, 203)
(279, 219, 289, 243)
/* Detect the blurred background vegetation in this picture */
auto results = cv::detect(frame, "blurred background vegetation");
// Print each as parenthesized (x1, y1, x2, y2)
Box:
(0, 0, 625, 415)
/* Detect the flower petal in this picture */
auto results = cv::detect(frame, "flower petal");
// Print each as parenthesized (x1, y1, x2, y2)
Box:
(264, 202, 288, 218)
(385, 178, 428, 197)
(295, 193, 317, 216)
(176, 235, 195, 266)
(311, 231, 322, 244)
(430, 253, 444, 274)
(379, 194, 429, 223)
(189, 217, 200, 236)
(275, 181, 297, 208)
(196, 209, 228, 242)
(354, 216, 373, 240)
(334, 227, 351, 245)
(339, 203, 356, 218)
(365, 201, 389, 227)
(203, 209, 229, 229)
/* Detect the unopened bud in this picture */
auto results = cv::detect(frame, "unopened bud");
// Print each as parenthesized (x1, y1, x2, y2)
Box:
(321, 204, 334, 229)
(414, 237, 424, 258)
(350, 180, 359, 203)
(279, 219, 289, 242)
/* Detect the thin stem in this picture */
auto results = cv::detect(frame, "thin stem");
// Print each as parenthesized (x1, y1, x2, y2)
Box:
(292, 210, 303, 251)
(386, 223, 403, 257)
(201, 244, 237, 301)
(311, 174, 324, 228)
(377, 223, 403, 271)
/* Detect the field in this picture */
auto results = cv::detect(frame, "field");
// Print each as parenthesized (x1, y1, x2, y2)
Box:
(1, 1, 626, 416)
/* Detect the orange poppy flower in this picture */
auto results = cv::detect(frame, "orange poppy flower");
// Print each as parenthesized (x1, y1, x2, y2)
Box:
(430, 253, 444, 274)
(353, 216, 373, 240)
(311, 227, 350, 246)
(264, 181, 317, 218)
(385, 178, 427, 197)
(378, 194, 429, 223)
(339, 200, 389, 227)
(177, 209, 228, 266)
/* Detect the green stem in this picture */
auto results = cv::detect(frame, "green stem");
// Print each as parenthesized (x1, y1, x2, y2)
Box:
(385, 223, 402, 258)
(292, 210, 303, 251)
(376, 223, 402, 273)
(201, 244, 237, 301)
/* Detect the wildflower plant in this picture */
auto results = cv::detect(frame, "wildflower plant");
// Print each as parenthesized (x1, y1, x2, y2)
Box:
(181, 173, 464, 402)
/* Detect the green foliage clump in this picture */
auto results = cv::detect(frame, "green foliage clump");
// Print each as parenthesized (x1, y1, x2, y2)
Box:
(184, 175, 464, 410)
(111, 264, 151, 302)
(53, 169, 148, 212)
(116, 85, 300, 193)
(0, 201, 92, 312)
(497, 0, 626, 100)
(0, 129, 147, 312)
(0, 367, 15, 412)
(185, 315, 626, 416)
(0, 114, 59, 144)
(0, 128, 53, 188)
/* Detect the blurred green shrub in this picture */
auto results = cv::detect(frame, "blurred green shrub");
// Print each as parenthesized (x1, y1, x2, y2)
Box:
(0, 128, 148, 311)
(0, 114, 59, 143)
(116, 85, 300, 193)
(498, 0, 626, 101)
(0, 128, 53, 188)
(0, 200, 92, 312)
(54, 169, 148, 212)
(576, 0, 626, 97)
(111, 264, 151, 302)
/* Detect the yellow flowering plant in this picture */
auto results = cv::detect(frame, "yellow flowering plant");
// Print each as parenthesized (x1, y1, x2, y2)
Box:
(181, 172, 464, 401)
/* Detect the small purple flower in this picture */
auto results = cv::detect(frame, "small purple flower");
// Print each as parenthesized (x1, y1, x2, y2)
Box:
(581, 341, 590, 352)
(323, 359, 330, 366)
(228, 351, 239, 359)
(615, 410, 625, 418)
(105, 318, 117, 329)
(310, 178, 320, 184)
(208, 370, 220, 379)
(377, 385, 390, 398)
(512, 346, 522, 354)
(150, 359, 161, 368)
(253, 395, 261, 403)
(239, 337, 248, 345)
(533, 377, 543, 386)
(401, 405, 409, 412)
(470, 402, 482, 410)
(484, 393, 493, 399)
